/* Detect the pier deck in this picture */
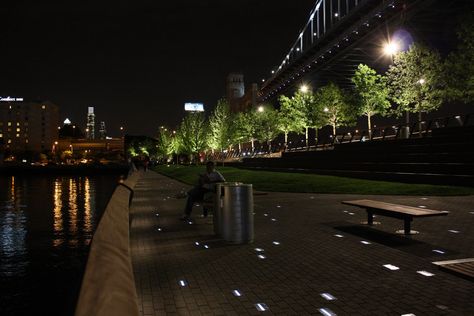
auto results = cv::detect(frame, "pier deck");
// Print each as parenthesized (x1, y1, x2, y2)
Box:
(130, 171, 474, 315)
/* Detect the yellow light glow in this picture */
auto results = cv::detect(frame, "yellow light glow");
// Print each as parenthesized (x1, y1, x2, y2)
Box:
(383, 41, 400, 56)
(299, 85, 309, 93)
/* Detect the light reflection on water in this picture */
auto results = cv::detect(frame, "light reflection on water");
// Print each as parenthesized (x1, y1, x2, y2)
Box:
(0, 174, 119, 316)
(0, 177, 28, 277)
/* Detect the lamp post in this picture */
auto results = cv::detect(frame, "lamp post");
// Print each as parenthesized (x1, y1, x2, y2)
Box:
(383, 39, 409, 137)
(299, 84, 310, 148)
(417, 78, 425, 135)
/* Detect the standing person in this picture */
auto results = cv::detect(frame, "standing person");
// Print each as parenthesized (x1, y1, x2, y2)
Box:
(181, 161, 225, 221)
(143, 156, 149, 172)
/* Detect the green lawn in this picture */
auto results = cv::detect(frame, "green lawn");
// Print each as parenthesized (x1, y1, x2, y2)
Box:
(153, 165, 474, 196)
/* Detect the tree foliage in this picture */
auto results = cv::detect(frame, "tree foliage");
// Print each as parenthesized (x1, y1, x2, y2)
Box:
(230, 111, 255, 149)
(445, 11, 474, 104)
(156, 128, 177, 160)
(208, 99, 232, 151)
(175, 112, 208, 159)
(386, 44, 444, 117)
(352, 64, 391, 132)
(277, 93, 306, 146)
(254, 105, 279, 150)
(314, 83, 355, 136)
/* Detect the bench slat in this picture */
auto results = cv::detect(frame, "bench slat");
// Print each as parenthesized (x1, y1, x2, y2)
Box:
(342, 199, 448, 217)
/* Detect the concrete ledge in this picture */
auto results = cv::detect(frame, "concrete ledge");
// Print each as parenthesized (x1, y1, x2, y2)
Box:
(75, 171, 142, 316)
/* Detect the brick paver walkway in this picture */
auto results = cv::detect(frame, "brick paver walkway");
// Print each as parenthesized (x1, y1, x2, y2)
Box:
(130, 171, 474, 315)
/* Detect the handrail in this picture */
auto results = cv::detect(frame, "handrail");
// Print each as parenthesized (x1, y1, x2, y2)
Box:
(75, 170, 142, 316)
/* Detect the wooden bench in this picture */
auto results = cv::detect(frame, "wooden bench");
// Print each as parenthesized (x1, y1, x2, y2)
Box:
(341, 199, 449, 235)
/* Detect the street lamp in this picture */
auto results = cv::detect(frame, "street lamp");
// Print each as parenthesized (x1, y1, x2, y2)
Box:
(383, 41, 400, 56)
(258, 106, 265, 113)
(299, 84, 309, 93)
(299, 84, 310, 147)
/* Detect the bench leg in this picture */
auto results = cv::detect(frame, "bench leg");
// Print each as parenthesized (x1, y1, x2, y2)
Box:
(404, 218, 412, 235)
(367, 211, 374, 225)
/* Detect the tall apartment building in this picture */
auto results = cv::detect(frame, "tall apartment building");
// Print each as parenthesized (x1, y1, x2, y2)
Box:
(0, 100, 59, 152)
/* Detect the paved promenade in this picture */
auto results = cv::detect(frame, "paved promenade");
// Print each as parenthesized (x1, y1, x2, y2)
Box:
(130, 171, 474, 315)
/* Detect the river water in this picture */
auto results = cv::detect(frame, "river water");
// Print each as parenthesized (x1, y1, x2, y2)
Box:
(0, 174, 121, 316)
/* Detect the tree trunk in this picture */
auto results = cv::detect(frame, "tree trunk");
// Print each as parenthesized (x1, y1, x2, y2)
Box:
(238, 142, 241, 153)
(267, 140, 272, 152)
(332, 124, 336, 139)
(284, 132, 288, 149)
(251, 138, 255, 152)
(305, 127, 309, 148)
(315, 128, 319, 146)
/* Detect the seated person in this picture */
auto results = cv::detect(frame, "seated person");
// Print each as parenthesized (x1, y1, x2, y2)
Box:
(181, 161, 225, 220)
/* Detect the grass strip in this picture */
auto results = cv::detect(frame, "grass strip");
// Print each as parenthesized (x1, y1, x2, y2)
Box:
(153, 165, 474, 196)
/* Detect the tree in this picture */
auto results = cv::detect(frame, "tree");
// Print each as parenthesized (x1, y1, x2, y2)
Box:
(175, 112, 208, 162)
(386, 43, 444, 130)
(254, 105, 279, 152)
(315, 83, 355, 137)
(352, 64, 391, 137)
(445, 11, 474, 104)
(156, 127, 175, 162)
(208, 99, 232, 153)
(305, 91, 327, 145)
(230, 111, 254, 152)
(127, 136, 158, 158)
(278, 93, 306, 148)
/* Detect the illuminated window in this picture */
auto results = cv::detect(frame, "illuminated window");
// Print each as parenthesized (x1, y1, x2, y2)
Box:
(16, 128, 20, 132)
(16, 133, 20, 137)
(8, 122, 12, 126)
(0, 133, 3, 138)
(7, 139, 11, 144)
(42, 105, 46, 109)
(16, 122, 20, 126)
(25, 139, 29, 143)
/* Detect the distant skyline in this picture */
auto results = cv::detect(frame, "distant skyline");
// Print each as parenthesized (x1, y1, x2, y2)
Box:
(0, 0, 316, 136)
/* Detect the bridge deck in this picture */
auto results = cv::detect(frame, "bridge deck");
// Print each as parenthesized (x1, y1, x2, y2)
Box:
(130, 171, 474, 315)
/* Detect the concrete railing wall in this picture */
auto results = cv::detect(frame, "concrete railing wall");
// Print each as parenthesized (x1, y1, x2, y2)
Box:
(75, 171, 142, 316)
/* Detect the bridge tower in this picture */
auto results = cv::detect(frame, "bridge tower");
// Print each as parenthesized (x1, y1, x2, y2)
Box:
(226, 73, 245, 112)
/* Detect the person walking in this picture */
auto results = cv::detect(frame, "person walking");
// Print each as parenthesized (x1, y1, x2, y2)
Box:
(181, 161, 225, 221)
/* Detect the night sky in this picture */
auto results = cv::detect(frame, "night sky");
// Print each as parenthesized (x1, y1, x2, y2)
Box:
(0, 0, 316, 136)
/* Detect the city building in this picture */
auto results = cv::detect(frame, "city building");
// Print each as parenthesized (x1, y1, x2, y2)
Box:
(0, 99, 59, 152)
(86, 106, 95, 139)
(99, 121, 107, 139)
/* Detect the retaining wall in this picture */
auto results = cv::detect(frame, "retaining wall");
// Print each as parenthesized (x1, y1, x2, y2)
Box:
(75, 171, 141, 316)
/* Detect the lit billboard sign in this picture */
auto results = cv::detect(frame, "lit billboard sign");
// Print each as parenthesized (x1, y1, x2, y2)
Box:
(184, 103, 204, 112)
(0, 96, 24, 102)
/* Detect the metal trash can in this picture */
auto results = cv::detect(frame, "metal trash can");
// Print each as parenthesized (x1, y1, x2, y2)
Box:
(213, 182, 241, 236)
(220, 183, 254, 244)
